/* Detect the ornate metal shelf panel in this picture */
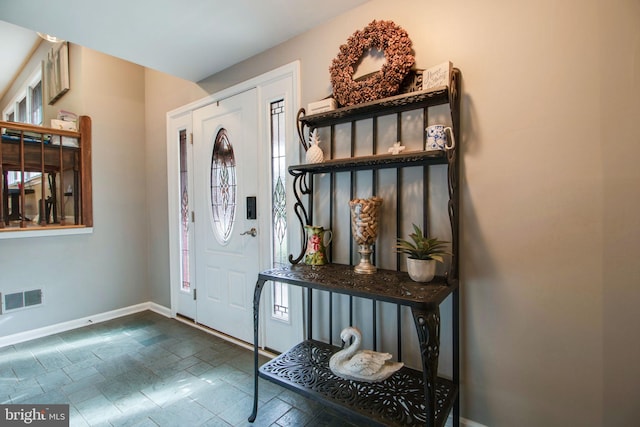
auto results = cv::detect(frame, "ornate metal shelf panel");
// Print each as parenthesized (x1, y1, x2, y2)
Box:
(289, 150, 447, 175)
(299, 83, 455, 129)
(260, 339, 457, 427)
(259, 264, 458, 310)
(251, 67, 462, 427)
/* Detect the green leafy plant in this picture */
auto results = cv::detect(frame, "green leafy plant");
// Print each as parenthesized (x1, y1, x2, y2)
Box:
(394, 224, 450, 262)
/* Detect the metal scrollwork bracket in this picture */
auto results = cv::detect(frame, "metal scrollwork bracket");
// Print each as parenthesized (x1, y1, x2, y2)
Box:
(296, 108, 309, 151)
(412, 307, 441, 427)
(447, 68, 461, 285)
(289, 108, 313, 265)
(288, 169, 311, 264)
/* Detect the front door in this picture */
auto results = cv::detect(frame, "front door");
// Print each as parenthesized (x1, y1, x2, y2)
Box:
(193, 89, 258, 343)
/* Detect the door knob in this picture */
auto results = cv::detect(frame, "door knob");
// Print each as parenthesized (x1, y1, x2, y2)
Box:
(240, 227, 257, 237)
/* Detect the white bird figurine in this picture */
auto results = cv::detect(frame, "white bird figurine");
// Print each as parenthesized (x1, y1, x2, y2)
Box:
(329, 326, 404, 382)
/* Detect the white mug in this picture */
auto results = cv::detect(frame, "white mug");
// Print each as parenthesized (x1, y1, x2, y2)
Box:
(425, 125, 456, 151)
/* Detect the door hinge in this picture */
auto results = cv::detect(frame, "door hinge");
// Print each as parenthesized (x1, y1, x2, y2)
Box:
(191, 211, 195, 222)
(193, 288, 197, 300)
(189, 132, 193, 144)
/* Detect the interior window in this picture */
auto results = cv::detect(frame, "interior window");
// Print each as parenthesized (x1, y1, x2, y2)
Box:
(2, 69, 45, 192)
(1, 51, 92, 235)
(17, 97, 27, 122)
(30, 81, 43, 125)
(3, 65, 42, 126)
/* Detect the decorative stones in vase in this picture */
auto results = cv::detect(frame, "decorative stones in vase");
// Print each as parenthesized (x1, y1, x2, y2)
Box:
(349, 197, 383, 274)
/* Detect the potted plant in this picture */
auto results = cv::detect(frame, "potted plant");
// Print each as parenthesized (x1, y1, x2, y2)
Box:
(394, 224, 450, 282)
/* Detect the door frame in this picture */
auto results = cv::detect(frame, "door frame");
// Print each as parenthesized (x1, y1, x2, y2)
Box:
(166, 61, 301, 347)
(166, 110, 196, 319)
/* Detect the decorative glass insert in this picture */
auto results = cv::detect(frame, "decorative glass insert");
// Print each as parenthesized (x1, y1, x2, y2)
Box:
(179, 130, 191, 292)
(210, 128, 237, 244)
(271, 100, 289, 321)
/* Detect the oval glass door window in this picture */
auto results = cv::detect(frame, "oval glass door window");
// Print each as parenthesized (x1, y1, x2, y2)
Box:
(210, 128, 237, 244)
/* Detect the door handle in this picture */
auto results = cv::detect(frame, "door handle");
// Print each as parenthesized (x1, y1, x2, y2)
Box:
(240, 227, 257, 237)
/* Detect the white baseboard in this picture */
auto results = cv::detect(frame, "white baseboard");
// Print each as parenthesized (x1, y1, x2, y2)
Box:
(148, 302, 172, 318)
(0, 302, 171, 348)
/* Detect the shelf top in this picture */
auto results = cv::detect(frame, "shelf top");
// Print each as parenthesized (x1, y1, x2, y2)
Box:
(289, 150, 447, 174)
(260, 339, 457, 427)
(258, 263, 457, 309)
(300, 86, 451, 128)
(299, 68, 460, 129)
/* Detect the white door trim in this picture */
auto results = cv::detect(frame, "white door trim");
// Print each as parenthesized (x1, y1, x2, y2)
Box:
(167, 61, 301, 334)
(166, 109, 193, 319)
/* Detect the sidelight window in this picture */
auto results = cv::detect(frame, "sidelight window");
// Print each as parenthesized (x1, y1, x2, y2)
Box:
(179, 130, 191, 291)
(270, 100, 289, 321)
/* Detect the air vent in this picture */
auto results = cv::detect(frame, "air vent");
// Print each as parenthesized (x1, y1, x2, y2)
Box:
(0, 289, 43, 314)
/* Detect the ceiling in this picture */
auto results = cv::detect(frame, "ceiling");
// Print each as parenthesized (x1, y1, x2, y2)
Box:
(0, 0, 367, 96)
(0, 20, 40, 100)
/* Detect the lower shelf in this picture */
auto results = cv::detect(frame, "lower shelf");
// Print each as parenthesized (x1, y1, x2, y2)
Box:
(259, 340, 457, 427)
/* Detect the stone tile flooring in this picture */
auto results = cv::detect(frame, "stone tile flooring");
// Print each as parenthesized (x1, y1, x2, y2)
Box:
(0, 311, 455, 426)
(0, 311, 358, 426)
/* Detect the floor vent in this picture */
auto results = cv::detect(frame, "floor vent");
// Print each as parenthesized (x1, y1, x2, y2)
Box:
(0, 289, 43, 314)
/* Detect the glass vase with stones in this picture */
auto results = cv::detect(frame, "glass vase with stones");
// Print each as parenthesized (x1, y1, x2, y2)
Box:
(349, 197, 383, 274)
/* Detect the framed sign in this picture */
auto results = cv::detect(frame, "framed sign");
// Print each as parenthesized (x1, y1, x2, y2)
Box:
(44, 42, 70, 105)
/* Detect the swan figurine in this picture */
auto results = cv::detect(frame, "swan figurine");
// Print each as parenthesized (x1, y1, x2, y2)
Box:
(329, 326, 404, 382)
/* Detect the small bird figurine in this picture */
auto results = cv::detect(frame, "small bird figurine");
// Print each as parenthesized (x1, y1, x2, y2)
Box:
(329, 326, 403, 382)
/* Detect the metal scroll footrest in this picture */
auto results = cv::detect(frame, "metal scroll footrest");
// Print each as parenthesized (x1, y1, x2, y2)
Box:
(259, 340, 457, 427)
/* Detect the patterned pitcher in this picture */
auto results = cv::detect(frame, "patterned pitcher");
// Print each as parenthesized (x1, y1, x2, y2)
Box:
(304, 225, 333, 265)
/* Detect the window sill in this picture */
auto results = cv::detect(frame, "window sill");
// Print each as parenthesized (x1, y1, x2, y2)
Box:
(0, 225, 93, 239)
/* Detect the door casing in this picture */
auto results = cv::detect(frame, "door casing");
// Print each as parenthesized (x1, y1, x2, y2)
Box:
(166, 61, 302, 351)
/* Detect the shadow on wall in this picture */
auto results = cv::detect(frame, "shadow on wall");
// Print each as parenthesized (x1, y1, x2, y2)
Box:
(458, 90, 497, 421)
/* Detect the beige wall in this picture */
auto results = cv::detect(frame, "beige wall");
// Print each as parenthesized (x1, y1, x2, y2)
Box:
(146, 0, 640, 425)
(143, 69, 206, 306)
(0, 45, 150, 336)
(2, 0, 637, 425)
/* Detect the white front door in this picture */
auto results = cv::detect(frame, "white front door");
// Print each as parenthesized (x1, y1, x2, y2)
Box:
(168, 62, 304, 351)
(193, 89, 258, 343)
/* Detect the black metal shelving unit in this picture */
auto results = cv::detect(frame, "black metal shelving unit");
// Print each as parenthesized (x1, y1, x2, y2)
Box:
(250, 68, 461, 427)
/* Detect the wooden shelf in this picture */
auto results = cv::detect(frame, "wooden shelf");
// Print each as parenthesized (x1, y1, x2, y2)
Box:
(260, 339, 457, 427)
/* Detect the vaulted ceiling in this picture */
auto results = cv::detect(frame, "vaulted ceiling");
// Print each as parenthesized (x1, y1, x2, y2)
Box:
(0, 0, 368, 97)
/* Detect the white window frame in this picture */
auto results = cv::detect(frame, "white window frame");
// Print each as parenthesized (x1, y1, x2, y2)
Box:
(3, 65, 44, 186)
(3, 65, 42, 125)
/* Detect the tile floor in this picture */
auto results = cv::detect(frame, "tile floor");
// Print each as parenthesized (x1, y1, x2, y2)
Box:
(0, 311, 357, 427)
(1, 311, 455, 427)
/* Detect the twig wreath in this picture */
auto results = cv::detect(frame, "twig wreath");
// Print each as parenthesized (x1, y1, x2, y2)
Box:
(329, 20, 415, 107)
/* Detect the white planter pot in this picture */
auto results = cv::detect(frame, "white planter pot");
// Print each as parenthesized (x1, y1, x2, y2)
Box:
(406, 258, 436, 282)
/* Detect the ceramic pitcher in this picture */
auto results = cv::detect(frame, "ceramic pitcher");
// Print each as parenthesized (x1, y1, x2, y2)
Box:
(304, 225, 333, 265)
